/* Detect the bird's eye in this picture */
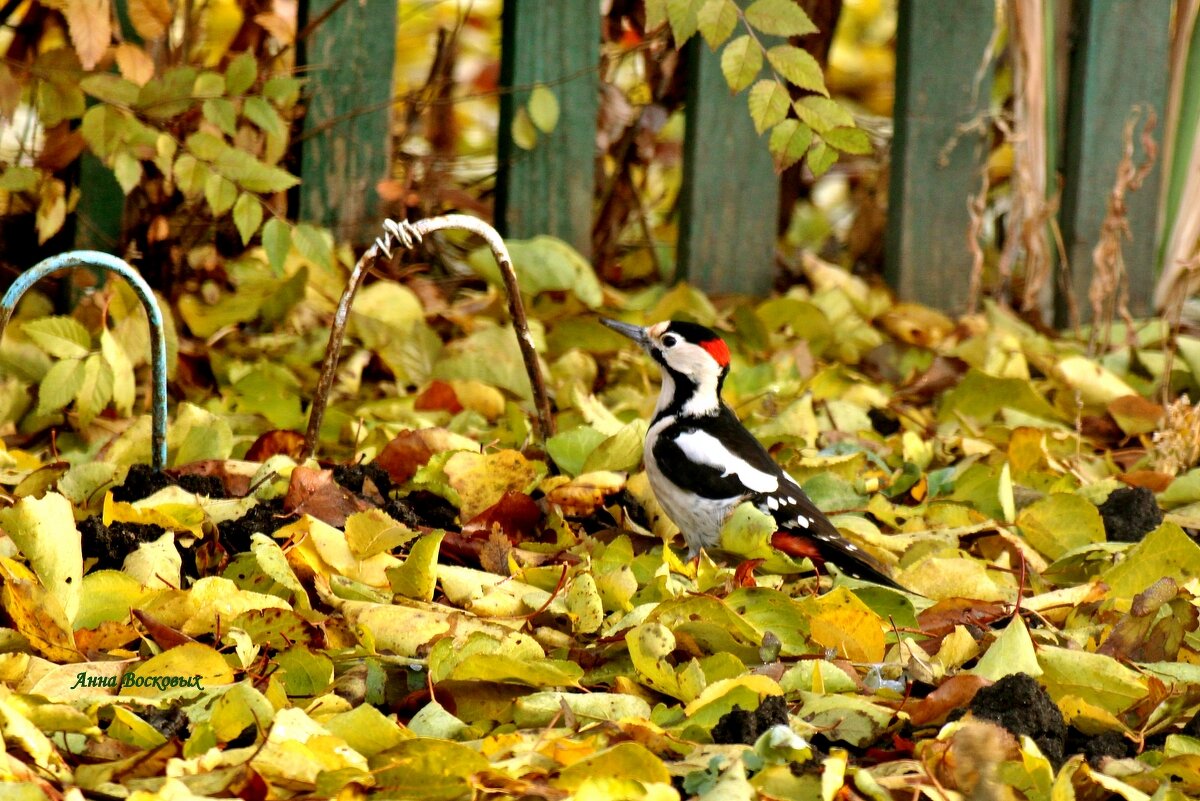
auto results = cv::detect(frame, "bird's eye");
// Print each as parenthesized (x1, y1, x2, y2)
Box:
(661, 334, 679, 348)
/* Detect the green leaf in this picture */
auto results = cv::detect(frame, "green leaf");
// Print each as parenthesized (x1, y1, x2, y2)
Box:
(1017, 494, 1105, 560)
(971, 615, 1042, 681)
(0, 166, 39, 192)
(583, 421, 647, 473)
(667, 0, 703, 46)
(1101, 523, 1200, 599)
(22, 316, 92, 359)
(75, 353, 114, 427)
(243, 96, 287, 139)
(293, 223, 334, 271)
(720, 35, 762, 93)
(38, 358, 85, 415)
(527, 84, 560, 134)
(766, 44, 827, 94)
(645, 0, 668, 28)
(186, 131, 226, 161)
(168, 402, 234, 464)
(112, 151, 142, 195)
(546, 427, 608, 477)
(262, 218, 292, 272)
(232, 192, 263, 244)
(747, 80, 789, 134)
(744, 0, 818, 36)
(807, 139, 837, 177)
(173, 154, 208, 197)
(822, 126, 871, 154)
(204, 173, 238, 216)
(794, 95, 854, 133)
(697, 0, 738, 49)
(263, 76, 303, 108)
(101, 329, 135, 416)
(80, 105, 127, 159)
(79, 74, 140, 106)
(768, 119, 813, 171)
(202, 97, 238, 136)
(225, 51, 258, 95)
(510, 106, 538, 150)
(193, 71, 226, 98)
(276, 646, 333, 697)
(468, 235, 603, 308)
(215, 148, 300, 194)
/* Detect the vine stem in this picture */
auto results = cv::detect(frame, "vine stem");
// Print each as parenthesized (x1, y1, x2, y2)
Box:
(301, 215, 555, 461)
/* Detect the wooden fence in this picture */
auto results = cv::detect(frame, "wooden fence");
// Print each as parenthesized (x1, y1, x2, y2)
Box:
(77, 0, 1175, 320)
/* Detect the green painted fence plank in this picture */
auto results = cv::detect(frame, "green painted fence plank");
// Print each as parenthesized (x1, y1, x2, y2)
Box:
(496, 1, 600, 257)
(678, 31, 779, 297)
(298, 0, 397, 244)
(1057, 0, 1171, 325)
(886, 0, 995, 312)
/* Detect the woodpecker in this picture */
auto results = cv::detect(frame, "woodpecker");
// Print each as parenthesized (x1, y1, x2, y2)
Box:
(602, 317, 905, 590)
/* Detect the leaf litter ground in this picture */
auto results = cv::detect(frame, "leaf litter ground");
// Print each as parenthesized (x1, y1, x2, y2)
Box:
(1, 259, 1200, 799)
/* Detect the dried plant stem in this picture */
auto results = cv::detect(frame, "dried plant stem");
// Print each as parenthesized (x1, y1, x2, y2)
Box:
(1088, 107, 1158, 355)
(302, 215, 554, 461)
(1006, 0, 1057, 317)
(966, 166, 990, 314)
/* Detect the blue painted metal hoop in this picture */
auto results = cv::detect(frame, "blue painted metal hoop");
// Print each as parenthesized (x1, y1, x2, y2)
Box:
(0, 251, 169, 470)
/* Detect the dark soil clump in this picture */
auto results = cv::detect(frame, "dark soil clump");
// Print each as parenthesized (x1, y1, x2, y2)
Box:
(969, 672, 1067, 767)
(712, 695, 790, 745)
(1099, 486, 1163, 543)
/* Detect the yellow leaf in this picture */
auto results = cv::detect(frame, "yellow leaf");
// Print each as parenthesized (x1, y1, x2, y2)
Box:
(0, 492, 82, 624)
(119, 642, 234, 698)
(555, 742, 671, 791)
(1102, 522, 1200, 598)
(801, 586, 885, 662)
(387, 531, 445, 602)
(444, 449, 545, 520)
(0, 558, 79, 663)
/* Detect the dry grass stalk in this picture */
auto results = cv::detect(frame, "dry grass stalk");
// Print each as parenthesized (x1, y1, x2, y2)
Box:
(1004, 0, 1057, 318)
(966, 166, 990, 314)
(1155, 0, 1200, 310)
(1088, 107, 1158, 355)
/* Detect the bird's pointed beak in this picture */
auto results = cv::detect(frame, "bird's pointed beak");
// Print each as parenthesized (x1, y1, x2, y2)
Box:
(601, 318, 650, 348)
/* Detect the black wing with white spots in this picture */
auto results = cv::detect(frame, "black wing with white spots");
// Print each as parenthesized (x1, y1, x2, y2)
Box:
(751, 486, 905, 589)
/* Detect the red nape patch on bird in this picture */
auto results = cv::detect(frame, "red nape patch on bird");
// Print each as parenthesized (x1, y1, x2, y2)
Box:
(701, 338, 730, 366)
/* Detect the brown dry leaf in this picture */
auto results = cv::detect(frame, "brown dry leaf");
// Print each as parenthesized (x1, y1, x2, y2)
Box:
(414, 380, 463, 414)
(543, 471, 626, 517)
(64, 0, 112, 69)
(114, 42, 154, 85)
(75, 620, 141, 656)
(127, 0, 171, 39)
(254, 11, 295, 43)
(374, 430, 437, 484)
(245, 429, 307, 462)
(445, 450, 545, 520)
(1108, 394, 1165, 436)
(1117, 470, 1175, 492)
(284, 466, 372, 527)
(907, 674, 989, 726)
(461, 491, 542, 540)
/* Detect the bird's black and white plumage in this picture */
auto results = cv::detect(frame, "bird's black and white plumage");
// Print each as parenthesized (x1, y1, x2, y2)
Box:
(602, 317, 904, 590)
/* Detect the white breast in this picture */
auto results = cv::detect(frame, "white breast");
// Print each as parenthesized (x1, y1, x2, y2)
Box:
(644, 414, 740, 557)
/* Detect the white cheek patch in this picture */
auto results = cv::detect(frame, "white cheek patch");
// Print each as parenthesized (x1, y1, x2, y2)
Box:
(674, 430, 780, 493)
